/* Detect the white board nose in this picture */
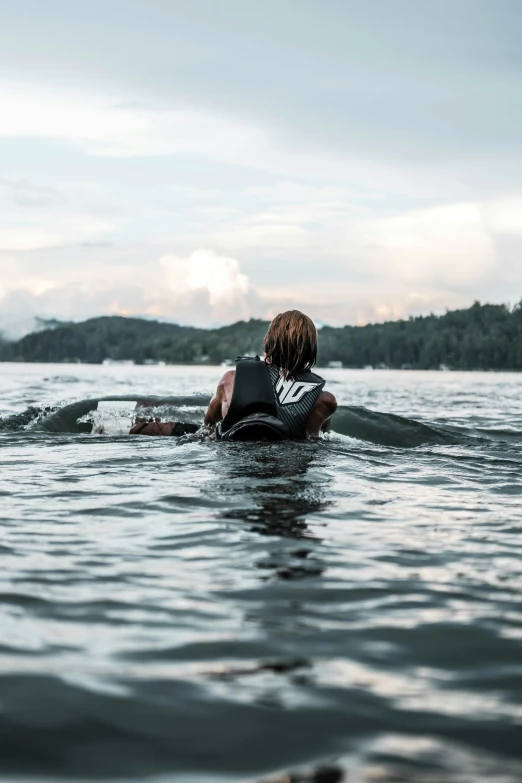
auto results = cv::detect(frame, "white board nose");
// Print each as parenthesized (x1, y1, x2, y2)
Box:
(91, 400, 137, 435)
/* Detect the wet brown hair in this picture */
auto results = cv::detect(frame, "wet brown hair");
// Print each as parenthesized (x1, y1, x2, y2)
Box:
(263, 310, 317, 378)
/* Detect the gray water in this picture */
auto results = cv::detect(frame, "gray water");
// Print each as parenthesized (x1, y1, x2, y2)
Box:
(1, 363, 522, 783)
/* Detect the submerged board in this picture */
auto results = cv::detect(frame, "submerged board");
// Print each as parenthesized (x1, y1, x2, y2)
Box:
(31, 395, 212, 434)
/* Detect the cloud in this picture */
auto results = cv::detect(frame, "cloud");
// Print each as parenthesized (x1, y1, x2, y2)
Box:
(2, 179, 521, 338)
(0, 248, 256, 336)
(161, 249, 250, 316)
(0, 79, 272, 166)
(187, 182, 359, 264)
(0, 219, 115, 252)
(0, 176, 123, 252)
(358, 203, 497, 285)
(3, 1, 521, 176)
(482, 197, 522, 235)
(169, 187, 222, 200)
(0, 177, 64, 208)
(0, 79, 484, 198)
(0, 238, 493, 341)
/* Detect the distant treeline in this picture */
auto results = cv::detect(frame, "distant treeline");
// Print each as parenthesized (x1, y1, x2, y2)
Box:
(2, 301, 522, 370)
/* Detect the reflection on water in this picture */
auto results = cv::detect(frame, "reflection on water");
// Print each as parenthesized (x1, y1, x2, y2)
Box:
(212, 443, 331, 584)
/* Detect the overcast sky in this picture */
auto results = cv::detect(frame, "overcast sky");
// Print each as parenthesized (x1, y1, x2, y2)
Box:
(1, 0, 521, 334)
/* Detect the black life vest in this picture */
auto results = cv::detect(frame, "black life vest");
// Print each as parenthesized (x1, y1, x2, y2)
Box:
(217, 356, 325, 442)
(266, 363, 325, 439)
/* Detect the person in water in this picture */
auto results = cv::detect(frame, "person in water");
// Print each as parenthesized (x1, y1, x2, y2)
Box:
(205, 310, 336, 438)
(130, 310, 336, 439)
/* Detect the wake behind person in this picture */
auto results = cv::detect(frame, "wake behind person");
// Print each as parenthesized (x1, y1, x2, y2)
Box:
(204, 310, 337, 440)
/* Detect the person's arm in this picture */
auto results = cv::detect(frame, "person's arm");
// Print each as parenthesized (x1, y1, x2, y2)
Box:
(204, 371, 234, 426)
(306, 391, 337, 438)
(129, 419, 200, 436)
(129, 418, 176, 435)
(130, 371, 234, 435)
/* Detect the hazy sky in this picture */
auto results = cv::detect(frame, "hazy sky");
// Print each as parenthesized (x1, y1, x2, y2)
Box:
(1, 0, 521, 334)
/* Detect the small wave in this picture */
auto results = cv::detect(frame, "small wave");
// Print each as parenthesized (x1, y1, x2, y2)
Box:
(42, 375, 81, 383)
(332, 405, 464, 447)
(3, 397, 522, 448)
(470, 426, 522, 443)
(0, 405, 58, 433)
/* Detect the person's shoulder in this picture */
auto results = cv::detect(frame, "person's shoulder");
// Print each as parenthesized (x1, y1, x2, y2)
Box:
(319, 389, 337, 413)
(218, 369, 235, 388)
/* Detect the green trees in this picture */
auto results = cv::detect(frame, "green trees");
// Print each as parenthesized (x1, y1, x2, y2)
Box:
(0, 338, 12, 361)
(6, 316, 268, 365)
(315, 302, 522, 370)
(3, 301, 522, 369)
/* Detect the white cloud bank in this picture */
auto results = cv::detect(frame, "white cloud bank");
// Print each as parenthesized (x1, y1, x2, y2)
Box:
(0, 78, 474, 196)
(2, 180, 522, 338)
(359, 203, 496, 285)
(161, 249, 249, 312)
(0, 248, 255, 337)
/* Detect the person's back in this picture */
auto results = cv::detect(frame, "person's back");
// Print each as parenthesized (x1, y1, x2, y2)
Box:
(204, 310, 337, 438)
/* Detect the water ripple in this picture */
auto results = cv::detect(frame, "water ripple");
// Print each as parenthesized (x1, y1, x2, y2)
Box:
(1, 365, 522, 781)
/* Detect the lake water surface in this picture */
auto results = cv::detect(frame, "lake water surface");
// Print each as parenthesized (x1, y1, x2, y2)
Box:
(1, 363, 521, 782)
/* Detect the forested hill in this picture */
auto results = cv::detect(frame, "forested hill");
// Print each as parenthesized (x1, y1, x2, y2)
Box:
(0, 317, 269, 365)
(2, 302, 522, 369)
